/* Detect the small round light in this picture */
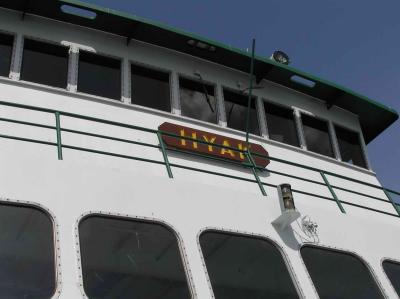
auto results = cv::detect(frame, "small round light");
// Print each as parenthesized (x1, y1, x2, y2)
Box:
(272, 50, 290, 65)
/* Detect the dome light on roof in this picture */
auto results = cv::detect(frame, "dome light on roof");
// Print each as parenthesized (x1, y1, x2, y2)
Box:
(271, 50, 290, 65)
(187, 39, 216, 52)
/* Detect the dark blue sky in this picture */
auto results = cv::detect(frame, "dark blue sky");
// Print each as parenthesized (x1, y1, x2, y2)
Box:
(84, 0, 399, 191)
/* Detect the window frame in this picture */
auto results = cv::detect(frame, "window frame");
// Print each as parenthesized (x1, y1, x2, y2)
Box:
(77, 48, 123, 101)
(0, 198, 61, 299)
(0, 29, 16, 79)
(333, 122, 370, 170)
(178, 73, 219, 124)
(381, 258, 400, 297)
(299, 112, 337, 158)
(76, 211, 195, 299)
(262, 98, 301, 147)
(197, 228, 303, 299)
(130, 59, 173, 113)
(300, 244, 385, 299)
(221, 85, 262, 136)
(20, 35, 70, 90)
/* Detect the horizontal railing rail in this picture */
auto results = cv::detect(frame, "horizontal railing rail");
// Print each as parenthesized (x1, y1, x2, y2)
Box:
(0, 100, 399, 218)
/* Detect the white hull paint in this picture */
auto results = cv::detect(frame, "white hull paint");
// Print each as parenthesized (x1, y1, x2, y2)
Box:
(0, 7, 399, 299)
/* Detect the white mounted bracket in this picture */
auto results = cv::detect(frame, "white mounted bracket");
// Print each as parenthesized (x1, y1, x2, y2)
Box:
(272, 210, 301, 230)
(271, 184, 301, 229)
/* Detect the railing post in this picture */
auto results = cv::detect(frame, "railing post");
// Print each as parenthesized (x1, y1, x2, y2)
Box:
(55, 112, 63, 160)
(383, 189, 400, 216)
(157, 132, 173, 179)
(320, 172, 345, 213)
(246, 149, 267, 196)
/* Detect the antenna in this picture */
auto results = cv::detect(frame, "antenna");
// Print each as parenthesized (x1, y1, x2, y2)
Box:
(194, 71, 215, 113)
(245, 38, 256, 145)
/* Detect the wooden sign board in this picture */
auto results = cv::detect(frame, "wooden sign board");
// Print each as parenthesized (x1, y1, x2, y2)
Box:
(158, 122, 270, 168)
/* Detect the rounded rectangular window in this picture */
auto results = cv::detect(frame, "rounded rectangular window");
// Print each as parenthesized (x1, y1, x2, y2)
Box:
(131, 64, 171, 112)
(78, 51, 121, 100)
(302, 115, 334, 157)
(21, 38, 69, 88)
(335, 125, 367, 168)
(200, 231, 299, 299)
(301, 245, 383, 299)
(79, 215, 191, 298)
(179, 77, 217, 124)
(383, 260, 400, 296)
(224, 89, 260, 135)
(0, 32, 13, 77)
(0, 203, 56, 298)
(265, 101, 299, 147)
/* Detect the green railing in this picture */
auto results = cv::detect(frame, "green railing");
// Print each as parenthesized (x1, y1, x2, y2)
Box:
(0, 100, 399, 218)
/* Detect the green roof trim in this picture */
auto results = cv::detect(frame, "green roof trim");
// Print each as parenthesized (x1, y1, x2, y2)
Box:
(1, 0, 397, 143)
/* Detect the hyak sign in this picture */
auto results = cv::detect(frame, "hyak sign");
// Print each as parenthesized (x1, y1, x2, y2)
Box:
(158, 122, 269, 168)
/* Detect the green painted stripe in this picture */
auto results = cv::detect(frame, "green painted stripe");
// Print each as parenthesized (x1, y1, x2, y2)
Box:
(62, 128, 159, 149)
(321, 172, 346, 213)
(246, 149, 267, 196)
(0, 117, 55, 130)
(62, 144, 165, 166)
(0, 133, 57, 146)
(157, 132, 173, 179)
(0, 99, 399, 219)
(55, 112, 63, 160)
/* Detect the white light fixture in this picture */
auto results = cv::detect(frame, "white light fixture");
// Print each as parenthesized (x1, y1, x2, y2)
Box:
(270, 50, 290, 65)
(272, 184, 300, 229)
(187, 39, 216, 52)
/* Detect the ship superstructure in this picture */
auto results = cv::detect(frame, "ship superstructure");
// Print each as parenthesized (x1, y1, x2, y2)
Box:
(0, 1, 399, 298)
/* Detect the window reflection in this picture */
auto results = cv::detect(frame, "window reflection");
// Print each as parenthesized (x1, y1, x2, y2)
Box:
(200, 231, 299, 299)
(0, 203, 56, 299)
(131, 64, 171, 112)
(79, 216, 191, 299)
(179, 77, 217, 123)
(78, 51, 121, 100)
(301, 246, 383, 299)
(335, 126, 367, 168)
(21, 39, 69, 88)
(224, 89, 259, 135)
(0, 32, 13, 77)
(302, 115, 333, 157)
(265, 102, 299, 147)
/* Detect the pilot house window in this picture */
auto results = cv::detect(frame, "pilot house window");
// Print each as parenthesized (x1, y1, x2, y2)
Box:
(301, 246, 383, 299)
(131, 64, 171, 112)
(21, 39, 69, 88)
(265, 102, 299, 147)
(335, 125, 367, 168)
(0, 32, 13, 77)
(200, 231, 299, 299)
(0, 203, 56, 299)
(78, 51, 121, 100)
(179, 77, 217, 124)
(79, 215, 191, 299)
(224, 89, 259, 135)
(302, 115, 334, 157)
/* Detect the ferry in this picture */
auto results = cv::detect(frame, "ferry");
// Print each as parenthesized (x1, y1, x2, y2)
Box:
(0, 1, 399, 298)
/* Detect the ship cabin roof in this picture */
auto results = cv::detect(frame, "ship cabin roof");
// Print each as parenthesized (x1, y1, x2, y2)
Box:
(1, 0, 398, 144)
